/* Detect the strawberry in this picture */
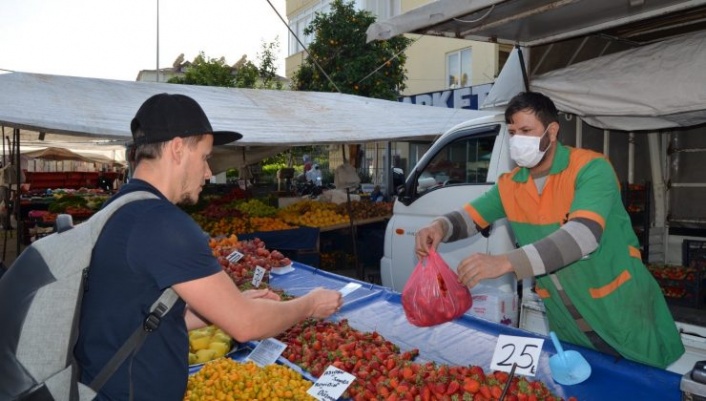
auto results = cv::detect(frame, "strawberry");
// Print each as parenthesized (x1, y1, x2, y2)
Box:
(479, 384, 492, 399)
(386, 357, 396, 370)
(462, 378, 480, 393)
(446, 380, 460, 395)
(490, 384, 503, 399)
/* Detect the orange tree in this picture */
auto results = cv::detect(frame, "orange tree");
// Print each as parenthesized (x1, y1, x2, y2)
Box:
(292, 0, 413, 100)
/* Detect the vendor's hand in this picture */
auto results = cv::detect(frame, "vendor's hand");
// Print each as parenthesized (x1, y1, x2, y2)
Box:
(242, 288, 281, 301)
(457, 253, 513, 289)
(306, 287, 343, 319)
(415, 220, 446, 258)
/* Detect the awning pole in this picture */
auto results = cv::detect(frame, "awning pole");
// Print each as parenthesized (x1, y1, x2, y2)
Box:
(13, 128, 21, 256)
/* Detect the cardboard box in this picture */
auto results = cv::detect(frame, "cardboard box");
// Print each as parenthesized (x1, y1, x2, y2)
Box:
(467, 290, 519, 327)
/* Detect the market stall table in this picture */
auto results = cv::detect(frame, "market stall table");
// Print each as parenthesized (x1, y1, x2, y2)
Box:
(269, 262, 682, 401)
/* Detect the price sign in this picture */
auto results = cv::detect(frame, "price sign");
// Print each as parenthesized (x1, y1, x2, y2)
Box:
(226, 250, 244, 263)
(251, 266, 267, 288)
(338, 282, 361, 297)
(490, 335, 544, 376)
(307, 366, 355, 401)
(245, 338, 287, 367)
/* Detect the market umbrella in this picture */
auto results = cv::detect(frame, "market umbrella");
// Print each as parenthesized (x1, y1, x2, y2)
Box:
(21, 147, 124, 166)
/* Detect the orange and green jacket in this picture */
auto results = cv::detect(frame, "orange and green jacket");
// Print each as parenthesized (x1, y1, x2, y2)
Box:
(466, 143, 683, 368)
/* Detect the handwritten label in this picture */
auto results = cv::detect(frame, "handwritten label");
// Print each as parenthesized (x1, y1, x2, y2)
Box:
(251, 266, 266, 288)
(338, 282, 362, 297)
(490, 335, 544, 376)
(226, 250, 244, 263)
(245, 338, 287, 367)
(307, 366, 355, 401)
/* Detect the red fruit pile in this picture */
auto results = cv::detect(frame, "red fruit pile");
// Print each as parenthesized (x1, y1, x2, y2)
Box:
(211, 237, 291, 288)
(276, 319, 576, 401)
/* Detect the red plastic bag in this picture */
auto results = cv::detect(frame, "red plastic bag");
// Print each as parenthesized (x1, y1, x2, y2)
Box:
(401, 248, 472, 327)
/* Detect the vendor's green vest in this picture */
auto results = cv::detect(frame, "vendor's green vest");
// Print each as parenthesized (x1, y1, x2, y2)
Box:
(495, 144, 683, 368)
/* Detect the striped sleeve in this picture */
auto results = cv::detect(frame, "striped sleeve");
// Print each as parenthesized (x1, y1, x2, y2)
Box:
(507, 218, 603, 279)
(437, 184, 506, 242)
(436, 209, 479, 242)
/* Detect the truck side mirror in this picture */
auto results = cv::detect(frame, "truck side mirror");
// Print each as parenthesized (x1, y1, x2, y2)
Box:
(397, 184, 413, 206)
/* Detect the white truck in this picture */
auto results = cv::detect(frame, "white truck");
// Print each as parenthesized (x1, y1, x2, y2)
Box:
(381, 112, 517, 290)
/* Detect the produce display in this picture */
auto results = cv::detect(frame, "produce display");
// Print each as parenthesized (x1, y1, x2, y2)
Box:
(193, 235, 577, 401)
(209, 235, 291, 289)
(25, 190, 110, 224)
(647, 263, 702, 301)
(648, 264, 698, 281)
(277, 200, 349, 228)
(275, 319, 572, 401)
(184, 359, 314, 401)
(188, 325, 234, 366)
(191, 194, 392, 237)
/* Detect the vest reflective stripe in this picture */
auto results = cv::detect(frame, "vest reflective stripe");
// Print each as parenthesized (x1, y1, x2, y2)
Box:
(588, 270, 632, 299)
(463, 203, 489, 228)
(629, 246, 642, 259)
(568, 210, 606, 230)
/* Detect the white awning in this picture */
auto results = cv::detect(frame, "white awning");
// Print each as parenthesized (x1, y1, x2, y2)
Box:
(0, 72, 494, 147)
(530, 29, 706, 130)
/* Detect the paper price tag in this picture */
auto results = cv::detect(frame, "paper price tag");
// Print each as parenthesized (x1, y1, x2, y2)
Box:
(251, 266, 266, 288)
(245, 338, 287, 367)
(226, 250, 244, 263)
(338, 282, 361, 297)
(490, 335, 544, 376)
(307, 366, 355, 401)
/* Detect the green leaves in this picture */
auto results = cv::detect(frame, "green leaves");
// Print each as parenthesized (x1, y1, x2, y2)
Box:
(292, 0, 413, 100)
(166, 38, 283, 90)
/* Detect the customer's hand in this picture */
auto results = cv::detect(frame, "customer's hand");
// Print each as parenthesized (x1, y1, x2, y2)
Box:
(415, 219, 446, 259)
(306, 287, 343, 319)
(242, 288, 281, 301)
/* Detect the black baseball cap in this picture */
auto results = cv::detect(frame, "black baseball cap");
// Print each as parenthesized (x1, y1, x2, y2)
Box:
(130, 93, 242, 146)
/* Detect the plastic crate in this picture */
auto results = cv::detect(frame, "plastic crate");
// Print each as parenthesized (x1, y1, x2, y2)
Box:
(684, 240, 706, 270)
(649, 262, 705, 308)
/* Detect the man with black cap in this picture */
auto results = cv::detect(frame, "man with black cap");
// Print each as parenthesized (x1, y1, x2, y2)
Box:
(74, 93, 342, 400)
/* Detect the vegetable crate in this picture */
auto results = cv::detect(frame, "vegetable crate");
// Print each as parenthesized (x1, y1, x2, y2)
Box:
(648, 263, 704, 309)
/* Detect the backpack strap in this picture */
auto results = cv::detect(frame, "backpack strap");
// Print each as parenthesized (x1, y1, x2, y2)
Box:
(77, 190, 165, 394)
(88, 288, 179, 393)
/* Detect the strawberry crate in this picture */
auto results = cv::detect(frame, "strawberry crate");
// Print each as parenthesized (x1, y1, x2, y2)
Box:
(648, 263, 705, 308)
(684, 240, 706, 270)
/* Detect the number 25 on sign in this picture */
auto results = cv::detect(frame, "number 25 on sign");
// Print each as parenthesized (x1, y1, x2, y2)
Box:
(491, 335, 544, 376)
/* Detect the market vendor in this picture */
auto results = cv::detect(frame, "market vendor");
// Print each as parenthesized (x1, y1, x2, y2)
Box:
(414, 91, 684, 369)
(74, 93, 342, 400)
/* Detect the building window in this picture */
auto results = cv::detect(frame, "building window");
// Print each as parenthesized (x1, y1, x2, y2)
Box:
(289, 1, 399, 56)
(361, 0, 400, 21)
(288, 2, 330, 56)
(447, 48, 472, 88)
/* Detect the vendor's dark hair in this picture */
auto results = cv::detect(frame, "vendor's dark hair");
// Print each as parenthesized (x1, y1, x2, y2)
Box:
(505, 91, 559, 128)
(132, 130, 206, 165)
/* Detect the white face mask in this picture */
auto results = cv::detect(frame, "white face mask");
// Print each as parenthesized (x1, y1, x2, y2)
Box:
(509, 126, 550, 168)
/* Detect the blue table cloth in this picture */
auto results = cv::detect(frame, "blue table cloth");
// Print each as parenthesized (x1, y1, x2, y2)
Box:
(269, 262, 682, 401)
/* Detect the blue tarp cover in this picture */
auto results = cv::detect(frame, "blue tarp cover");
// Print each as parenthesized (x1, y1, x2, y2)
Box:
(268, 262, 682, 401)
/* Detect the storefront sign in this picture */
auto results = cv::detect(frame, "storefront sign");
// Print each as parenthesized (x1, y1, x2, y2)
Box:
(399, 83, 493, 110)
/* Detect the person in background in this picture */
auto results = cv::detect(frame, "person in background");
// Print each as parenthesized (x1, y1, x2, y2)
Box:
(414, 91, 684, 369)
(96, 168, 113, 192)
(370, 185, 385, 202)
(75, 93, 342, 400)
(302, 154, 312, 173)
(306, 163, 323, 186)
